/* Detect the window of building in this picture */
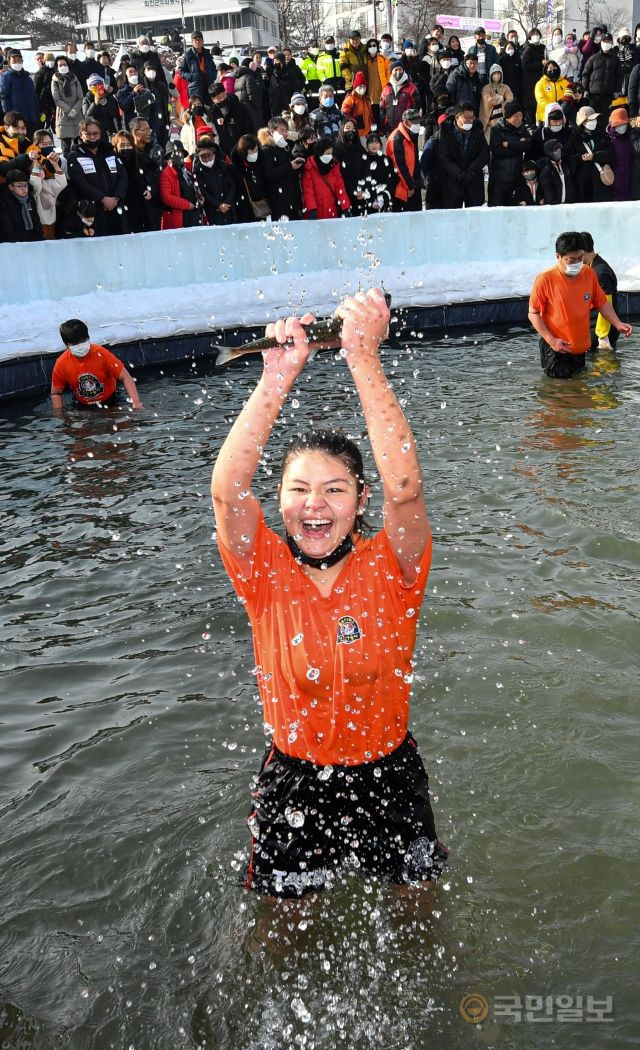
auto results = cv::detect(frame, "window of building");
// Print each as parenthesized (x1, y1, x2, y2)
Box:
(229, 11, 242, 27)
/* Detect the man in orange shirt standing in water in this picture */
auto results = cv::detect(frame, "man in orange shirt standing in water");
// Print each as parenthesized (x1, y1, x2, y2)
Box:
(51, 318, 143, 411)
(211, 288, 448, 898)
(529, 231, 632, 378)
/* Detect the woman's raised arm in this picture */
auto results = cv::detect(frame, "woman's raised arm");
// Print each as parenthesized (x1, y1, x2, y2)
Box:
(336, 288, 429, 583)
(211, 315, 314, 569)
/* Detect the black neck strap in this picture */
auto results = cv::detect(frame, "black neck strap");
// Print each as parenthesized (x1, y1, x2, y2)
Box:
(286, 531, 355, 570)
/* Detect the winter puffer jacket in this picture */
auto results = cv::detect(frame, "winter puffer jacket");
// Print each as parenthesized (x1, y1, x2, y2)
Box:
(581, 51, 622, 104)
(51, 71, 84, 138)
(534, 69, 570, 122)
(257, 129, 302, 219)
(438, 117, 489, 208)
(301, 154, 350, 218)
(488, 118, 533, 187)
(380, 79, 421, 134)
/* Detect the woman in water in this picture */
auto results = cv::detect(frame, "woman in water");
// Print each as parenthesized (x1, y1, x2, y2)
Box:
(211, 288, 448, 897)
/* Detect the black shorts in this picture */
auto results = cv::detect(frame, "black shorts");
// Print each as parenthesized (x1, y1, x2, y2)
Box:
(245, 733, 449, 898)
(539, 338, 586, 379)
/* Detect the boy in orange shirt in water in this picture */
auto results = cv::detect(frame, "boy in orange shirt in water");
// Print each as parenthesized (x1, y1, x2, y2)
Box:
(528, 230, 632, 378)
(51, 318, 143, 411)
(212, 288, 448, 898)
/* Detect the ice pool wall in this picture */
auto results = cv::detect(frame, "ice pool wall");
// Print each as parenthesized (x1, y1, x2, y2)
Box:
(0, 201, 639, 394)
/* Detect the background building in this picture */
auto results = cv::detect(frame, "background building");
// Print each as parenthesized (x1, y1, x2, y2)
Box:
(80, 0, 279, 48)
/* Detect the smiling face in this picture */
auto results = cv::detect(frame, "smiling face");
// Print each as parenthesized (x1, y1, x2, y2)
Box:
(279, 450, 368, 559)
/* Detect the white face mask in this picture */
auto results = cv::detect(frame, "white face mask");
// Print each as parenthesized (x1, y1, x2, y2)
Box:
(601, 42, 612, 51)
(585, 119, 598, 130)
(85, 49, 95, 58)
(440, 60, 452, 69)
(139, 44, 150, 53)
(405, 48, 416, 56)
(368, 46, 378, 55)
(553, 35, 563, 44)
(81, 218, 94, 226)
(273, 131, 288, 147)
(429, 44, 439, 52)
(409, 122, 421, 134)
(564, 261, 583, 276)
(594, 34, 602, 43)
(293, 104, 306, 114)
(69, 340, 91, 358)
(319, 153, 333, 164)
(355, 85, 366, 95)
(615, 124, 628, 134)
(461, 121, 473, 131)
(247, 150, 258, 162)
(128, 75, 139, 84)
(146, 69, 156, 79)
(200, 158, 215, 167)
(11, 63, 24, 72)
(58, 65, 69, 75)
(531, 35, 540, 43)
(309, 48, 319, 56)
(46, 60, 55, 68)
(506, 48, 515, 56)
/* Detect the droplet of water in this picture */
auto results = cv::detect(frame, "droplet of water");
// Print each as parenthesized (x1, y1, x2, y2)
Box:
(291, 633, 303, 646)
(317, 765, 333, 781)
(291, 997, 311, 1023)
(285, 807, 305, 828)
(306, 667, 320, 681)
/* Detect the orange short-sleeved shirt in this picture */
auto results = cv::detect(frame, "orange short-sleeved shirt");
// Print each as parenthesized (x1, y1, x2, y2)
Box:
(51, 344, 124, 404)
(529, 265, 607, 354)
(218, 513, 432, 766)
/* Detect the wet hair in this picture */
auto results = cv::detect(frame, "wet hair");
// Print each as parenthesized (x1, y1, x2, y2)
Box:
(555, 231, 584, 255)
(60, 318, 89, 344)
(580, 231, 595, 252)
(280, 430, 371, 530)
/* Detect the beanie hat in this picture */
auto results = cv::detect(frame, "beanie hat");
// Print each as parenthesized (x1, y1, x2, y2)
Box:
(353, 71, 367, 88)
(196, 123, 215, 138)
(87, 74, 104, 87)
(504, 101, 523, 118)
(290, 92, 307, 107)
(610, 107, 629, 125)
(390, 60, 404, 71)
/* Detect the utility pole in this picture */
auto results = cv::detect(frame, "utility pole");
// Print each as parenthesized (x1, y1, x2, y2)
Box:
(372, 0, 378, 38)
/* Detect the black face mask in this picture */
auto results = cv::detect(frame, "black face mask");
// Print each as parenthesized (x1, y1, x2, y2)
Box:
(192, 105, 204, 115)
(546, 68, 559, 80)
(344, 131, 357, 141)
(286, 531, 355, 570)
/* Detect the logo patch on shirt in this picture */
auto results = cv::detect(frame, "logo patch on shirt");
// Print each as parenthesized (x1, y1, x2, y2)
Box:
(583, 292, 591, 301)
(337, 615, 361, 645)
(76, 372, 105, 400)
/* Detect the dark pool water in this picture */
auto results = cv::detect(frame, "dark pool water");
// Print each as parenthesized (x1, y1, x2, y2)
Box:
(1, 330, 639, 1049)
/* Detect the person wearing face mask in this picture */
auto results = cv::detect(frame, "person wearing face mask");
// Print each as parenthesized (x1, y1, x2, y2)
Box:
(581, 34, 622, 117)
(568, 104, 614, 202)
(110, 130, 156, 232)
(182, 31, 217, 101)
(429, 49, 453, 103)
(446, 53, 485, 114)
(291, 125, 317, 162)
(559, 82, 587, 126)
(356, 132, 394, 212)
(499, 37, 523, 100)
(33, 52, 57, 128)
(97, 51, 118, 94)
(419, 110, 447, 208)
(340, 30, 368, 91)
(341, 71, 373, 140)
(380, 62, 420, 136)
(51, 319, 142, 412)
(230, 133, 271, 222)
(140, 61, 170, 146)
(546, 33, 579, 81)
(27, 130, 67, 237)
(180, 97, 209, 154)
(0, 51, 39, 137)
(0, 167, 43, 242)
(365, 38, 391, 123)
(531, 102, 571, 160)
(316, 37, 346, 107)
(57, 198, 97, 239)
(0, 112, 33, 181)
(309, 85, 343, 140)
(66, 118, 128, 236)
(466, 27, 498, 80)
(284, 92, 310, 141)
(130, 36, 165, 82)
(438, 101, 489, 209)
(379, 34, 398, 61)
(191, 137, 237, 225)
(385, 107, 423, 211)
(480, 63, 513, 140)
(511, 158, 545, 205)
(334, 119, 368, 210)
(207, 82, 253, 160)
(80, 43, 102, 83)
(487, 101, 532, 205)
(300, 41, 322, 109)
(82, 76, 122, 140)
(51, 57, 84, 155)
(301, 136, 351, 218)
(400, 40, 422, 100)
(534, 60, 569, 123)
(116, 67, 148, 125)
(158, 141, 204, 228)
(537, 139, 575, 204)
(579, 26, 603, 66)
(612, 30, 635, 96)
(62, 43, 85, 89)
(606, 107, 632, 200)
(269, 52, 303, 117)
(520, 29, 546, 127)
(233, 58, 265, 133)
(257, 117, 303, 220)
(528, 231, 631, 378)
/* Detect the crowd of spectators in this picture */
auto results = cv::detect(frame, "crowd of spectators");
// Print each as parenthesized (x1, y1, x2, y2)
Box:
(1, 22, 640, 241)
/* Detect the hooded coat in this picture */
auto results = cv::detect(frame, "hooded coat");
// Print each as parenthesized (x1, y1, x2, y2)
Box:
(230, 145, 270, 222)
(499, 48, 523, 100)
(301, 152, 350, 218)
(534, 65, 570, 122)
(445, 64, 485, 112)
(341, 81, 373, 135)
(234, 65, 265, 132)
(269, 60, 302, 116)
(520, 35, 546, 119)
(531, 103, 572, 160)
(568, 122, 614, 202)
(51, 70, 84, 139)
(192, 147, 237, 224)
(480, 65, 514, 138)
(257, 128, 302, 219)
(339, 42, 368, 88)
(537, 139, 575, 203)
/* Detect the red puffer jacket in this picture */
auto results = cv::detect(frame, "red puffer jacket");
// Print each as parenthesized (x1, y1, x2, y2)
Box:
(158, 163, 195, 229)
(301, 156, 350, 219)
